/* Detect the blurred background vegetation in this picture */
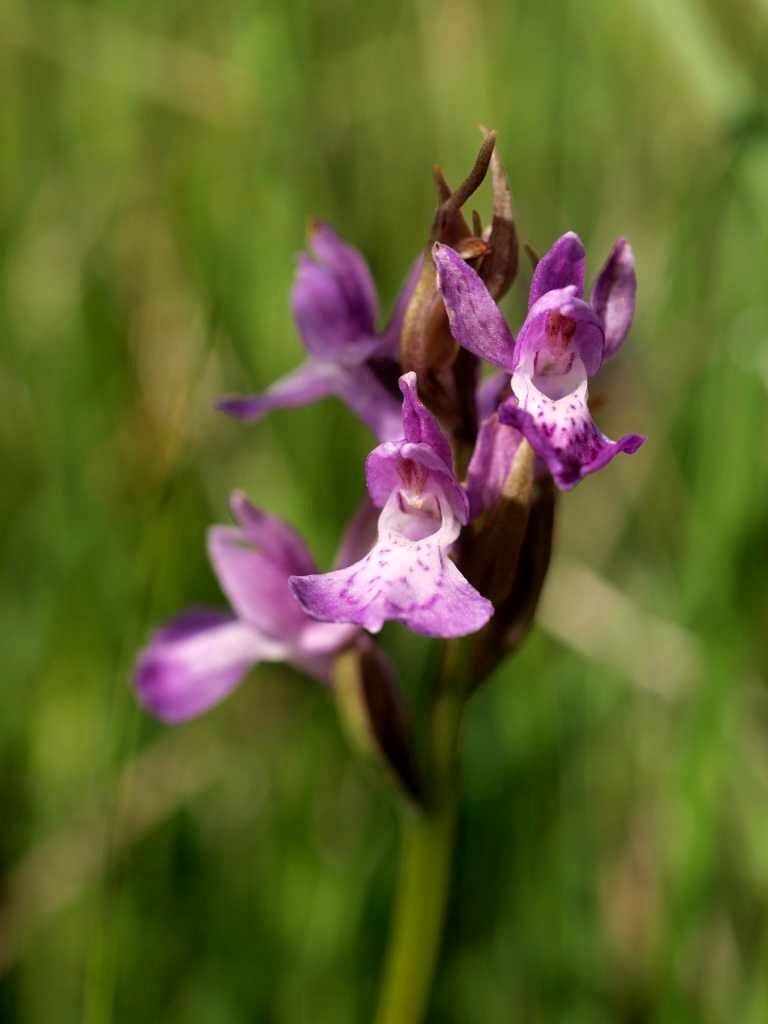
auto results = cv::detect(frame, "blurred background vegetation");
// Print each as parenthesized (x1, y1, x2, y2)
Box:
(1, 0, 768, 1020)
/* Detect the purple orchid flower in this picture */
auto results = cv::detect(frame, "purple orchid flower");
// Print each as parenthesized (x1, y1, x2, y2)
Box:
(218, 221, 423, 442)
(134, 492, 357, 723)
(289, 373, 493, 637)
(434, 233, 645, 490)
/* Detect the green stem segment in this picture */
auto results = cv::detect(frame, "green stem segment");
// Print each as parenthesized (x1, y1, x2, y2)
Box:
(373, 653, 467, 1024)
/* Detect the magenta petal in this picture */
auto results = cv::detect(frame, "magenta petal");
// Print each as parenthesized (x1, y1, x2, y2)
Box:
(590, 238, 636, 358)
(466, 414, 523, 517)
(134, 610, 271, 723)
(433, 242, 516, 371)
(308, 221, 379, 336)
(217, 361, 340, 421)
(528, 231, 585, 307)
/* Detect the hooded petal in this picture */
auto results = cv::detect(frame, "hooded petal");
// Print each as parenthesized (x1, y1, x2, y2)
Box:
(308, 221, 378, 336)
(515, 288, 605, 378)
(433, 242, 516, 371)
(230, 492, 317, 576)
(207, 497, 318, 638)
(134, 610, 278, 723)
(466, 413, 523, 518)
(590, 238, 636, 358)
(528, 231, 585, 307)
(291, 256, 374, 359)
(207, 526, 311, 639)
(498, 381, 645, 490)
(217, 361, 340, 421)
(228, 492, 357, 659)
(290, 490, 491, 638)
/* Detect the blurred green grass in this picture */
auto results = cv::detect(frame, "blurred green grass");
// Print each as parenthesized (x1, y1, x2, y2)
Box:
(1, 0, 768, 1020)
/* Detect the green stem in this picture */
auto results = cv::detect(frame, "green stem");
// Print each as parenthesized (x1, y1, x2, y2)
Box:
(373, 650, 467, 1024)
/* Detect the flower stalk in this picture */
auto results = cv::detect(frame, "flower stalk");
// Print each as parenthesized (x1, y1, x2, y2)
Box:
(374, 640, 470, 1024)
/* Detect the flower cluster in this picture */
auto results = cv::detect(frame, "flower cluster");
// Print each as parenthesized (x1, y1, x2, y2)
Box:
(134, 135, 644, 754)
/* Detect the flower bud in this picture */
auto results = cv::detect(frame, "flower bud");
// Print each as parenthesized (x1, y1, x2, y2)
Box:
(400, 134, 503, 465)
(333, 635, 424, 804)
(460, 439, 536, 608)
(471, 475, 556, 683)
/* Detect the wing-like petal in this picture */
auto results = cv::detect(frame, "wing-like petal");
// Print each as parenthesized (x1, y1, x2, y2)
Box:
(590, 238, 636, 358)
(433, 242, 516, 370)
(217, 361, 339, 420)
(134, 610, 278, 723)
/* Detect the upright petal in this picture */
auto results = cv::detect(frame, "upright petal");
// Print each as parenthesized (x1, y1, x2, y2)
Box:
(590, 238, 636, 358)
(208, 525, 310, 638)
(134, 610, 279, 723)
(217, 361, 340, 421)
(433, 242, 516, 371)
(308, 221, 379, 336)
(230, 492, 317, 576)
(398, 371, 453, 467)
(292, 256, 371, 358)
(498, 381, 644, 490)
(226, 492, 357, 661)
(528, 232, 585, 307)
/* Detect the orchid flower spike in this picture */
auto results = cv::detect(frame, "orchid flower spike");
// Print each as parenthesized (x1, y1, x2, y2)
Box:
(434, 233, 645, 490)
(289, 373, 493, 637)
(218, 221, 422, 442)
(134, 492, 357, 723)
